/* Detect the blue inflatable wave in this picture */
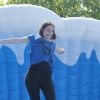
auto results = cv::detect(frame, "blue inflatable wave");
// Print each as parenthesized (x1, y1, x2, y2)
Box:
(0, 45, 100, 100)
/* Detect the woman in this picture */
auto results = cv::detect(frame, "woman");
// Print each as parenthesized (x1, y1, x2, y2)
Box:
(0, 22, 64, 100)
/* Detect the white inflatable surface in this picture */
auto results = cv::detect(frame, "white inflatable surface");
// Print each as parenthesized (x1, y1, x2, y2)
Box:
(0, 4, 100, 100)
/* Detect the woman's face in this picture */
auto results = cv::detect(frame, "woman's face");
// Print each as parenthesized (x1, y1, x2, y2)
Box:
(43, 25, 54, 40)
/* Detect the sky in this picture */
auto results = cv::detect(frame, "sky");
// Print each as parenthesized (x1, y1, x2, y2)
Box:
(1, 0, 8, 4)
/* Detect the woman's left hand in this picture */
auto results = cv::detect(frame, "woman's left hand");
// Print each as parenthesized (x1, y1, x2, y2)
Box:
(55, 46, 64, 54)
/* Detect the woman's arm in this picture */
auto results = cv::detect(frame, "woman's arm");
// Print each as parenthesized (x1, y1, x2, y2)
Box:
(55, 45, 64, 54)
(0, 37, 29, 44)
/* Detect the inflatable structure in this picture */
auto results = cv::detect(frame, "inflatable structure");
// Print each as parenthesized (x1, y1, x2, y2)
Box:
(0, 4, 100, 100)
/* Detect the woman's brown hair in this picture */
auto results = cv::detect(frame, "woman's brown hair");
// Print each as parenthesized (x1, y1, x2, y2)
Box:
(39, 22, 56, 40)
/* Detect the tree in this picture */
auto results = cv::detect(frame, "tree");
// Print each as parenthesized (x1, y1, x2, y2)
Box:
(5, 0, 100, 19)
(0, 0, 5, 6)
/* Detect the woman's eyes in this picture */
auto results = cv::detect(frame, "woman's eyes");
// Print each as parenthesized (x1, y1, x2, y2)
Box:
(46, 30, 54, 33)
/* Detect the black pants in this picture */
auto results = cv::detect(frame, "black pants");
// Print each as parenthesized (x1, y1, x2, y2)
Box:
(25, 61, 56, 100)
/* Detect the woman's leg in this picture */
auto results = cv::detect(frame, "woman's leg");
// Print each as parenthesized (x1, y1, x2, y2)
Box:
(40, 76, 56, 100)
(38, 62, 56, 100)
(25, 69, 41, 100)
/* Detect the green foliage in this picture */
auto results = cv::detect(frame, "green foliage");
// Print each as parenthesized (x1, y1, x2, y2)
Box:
(5, 0, 100, 19)
(82, 0, 100, 19)
(0, 0, 4, 6)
